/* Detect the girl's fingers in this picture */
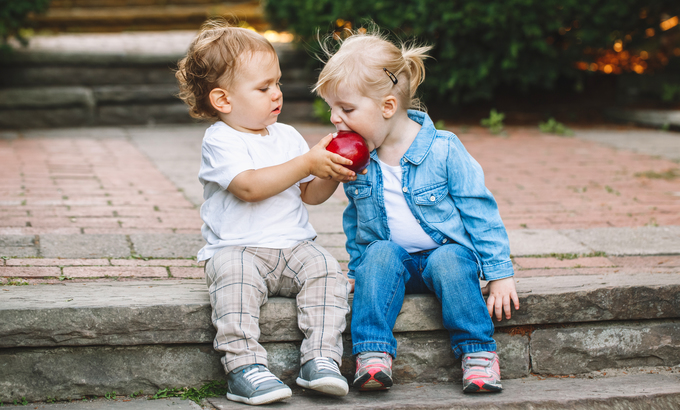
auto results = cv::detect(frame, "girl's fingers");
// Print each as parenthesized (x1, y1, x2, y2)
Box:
(486, 295, 495, 317)
(503, 295, 512, 319)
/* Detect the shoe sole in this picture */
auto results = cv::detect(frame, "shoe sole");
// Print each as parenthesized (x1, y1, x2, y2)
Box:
(353, 371, 393, 391)
(226, 386, 292, 405)
(463, 382, 502, 393)
(296, 376, 349, 396)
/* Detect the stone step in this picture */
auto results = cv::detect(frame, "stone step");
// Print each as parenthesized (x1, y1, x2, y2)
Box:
(1, 273, 678, 402)
(208, 371, 680, 410)
(0, 43, 319, 128)
(29, 0, 269, 32)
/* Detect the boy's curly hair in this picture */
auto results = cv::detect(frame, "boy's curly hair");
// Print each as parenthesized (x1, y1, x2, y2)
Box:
(175, 19, 277, 120)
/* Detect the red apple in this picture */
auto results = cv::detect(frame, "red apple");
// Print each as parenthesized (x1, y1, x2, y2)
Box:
(326, 131, 370, 173)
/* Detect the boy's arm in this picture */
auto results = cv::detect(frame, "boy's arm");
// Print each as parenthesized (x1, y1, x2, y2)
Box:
(229, 134, 355, 203)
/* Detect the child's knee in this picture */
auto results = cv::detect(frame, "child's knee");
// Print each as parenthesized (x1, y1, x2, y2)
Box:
(427, 245, 479, 279)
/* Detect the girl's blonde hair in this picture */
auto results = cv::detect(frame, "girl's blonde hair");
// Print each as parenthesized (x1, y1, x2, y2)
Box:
(176, 19, 277, 120)
(314, 26, 432, 111)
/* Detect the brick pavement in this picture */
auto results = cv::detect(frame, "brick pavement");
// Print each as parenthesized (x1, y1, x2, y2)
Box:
(1, 124, 679, 284)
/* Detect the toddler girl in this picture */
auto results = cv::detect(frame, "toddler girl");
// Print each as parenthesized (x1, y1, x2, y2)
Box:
(314, 27, 520, 393)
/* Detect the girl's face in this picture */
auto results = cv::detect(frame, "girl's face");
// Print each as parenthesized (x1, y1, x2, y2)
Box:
(324, 86, 389, 152)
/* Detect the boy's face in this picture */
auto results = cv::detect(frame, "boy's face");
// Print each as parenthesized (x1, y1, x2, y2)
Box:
(221, 51, 282, 135)
(324, 86, 388, 152)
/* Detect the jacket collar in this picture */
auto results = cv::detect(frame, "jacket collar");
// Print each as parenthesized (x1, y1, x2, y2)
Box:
(368, 110, 437, 165)
(403, 110, 436, 165)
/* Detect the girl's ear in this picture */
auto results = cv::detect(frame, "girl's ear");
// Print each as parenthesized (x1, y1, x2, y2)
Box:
(209, 88, 231, 114)
(381, 95, 398, 119)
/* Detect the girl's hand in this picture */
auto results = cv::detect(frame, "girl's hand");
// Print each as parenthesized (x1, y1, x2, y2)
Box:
(304, 134, 356, 182)
(481, 277, 519, 321)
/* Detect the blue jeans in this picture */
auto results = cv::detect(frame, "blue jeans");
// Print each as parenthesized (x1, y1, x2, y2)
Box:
(351, 240, 496, 359)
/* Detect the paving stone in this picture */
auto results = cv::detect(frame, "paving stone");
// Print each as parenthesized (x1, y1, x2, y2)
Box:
(576, 128, 680, 162)
(0, 235, 38, 257)
(531, 320, 680, 375)
(6, 258, 110, 267)
(1, 266, 61, 278)
(63, 266, 167, 278)
(507, 229, 591, 256)
(513, 256, 614, 269)
(129, 233, 204, 258)
(561, 226, 680, 256)
(40, 234, 130, 258)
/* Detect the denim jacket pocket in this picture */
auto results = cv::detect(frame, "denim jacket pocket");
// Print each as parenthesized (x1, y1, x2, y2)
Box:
(413, 183, 455, 223)
(346, 182, 378, 223)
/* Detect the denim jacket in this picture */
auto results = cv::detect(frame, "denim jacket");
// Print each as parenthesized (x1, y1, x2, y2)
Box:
(342, 110, 514, 281)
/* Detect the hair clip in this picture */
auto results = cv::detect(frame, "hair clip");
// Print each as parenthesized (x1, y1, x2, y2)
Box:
(383, 68, 398, 85)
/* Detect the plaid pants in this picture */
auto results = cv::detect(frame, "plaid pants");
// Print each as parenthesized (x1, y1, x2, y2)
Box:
(205, 240, 350, 374)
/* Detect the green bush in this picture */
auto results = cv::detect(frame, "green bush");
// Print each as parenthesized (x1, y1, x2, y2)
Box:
(264, 0, 680, 105)
(0, 0, 51, 52)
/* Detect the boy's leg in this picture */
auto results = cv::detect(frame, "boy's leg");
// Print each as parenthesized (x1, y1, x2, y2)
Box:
(277, 240, 350, 396)
(277, 240, 350, 365)
(205, 246, 286, 373)
(351, 240, 413, 358)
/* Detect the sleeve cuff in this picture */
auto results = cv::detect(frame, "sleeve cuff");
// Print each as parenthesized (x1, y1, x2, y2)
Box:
(480, 260, 514, 281)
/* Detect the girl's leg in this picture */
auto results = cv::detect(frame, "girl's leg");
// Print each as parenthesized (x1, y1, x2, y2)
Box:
(351, 240, 413, 358)
(421, 244, 496, 358)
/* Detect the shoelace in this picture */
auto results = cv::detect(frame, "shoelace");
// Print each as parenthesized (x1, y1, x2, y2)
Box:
(244, 366, 280, 387)
(463, 352, 495, 369)
(313, 357, 341, 374)
(359, 352, 389, 367)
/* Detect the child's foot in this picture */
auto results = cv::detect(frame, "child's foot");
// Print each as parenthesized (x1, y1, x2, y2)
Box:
(353, 351, 393, 391)
(226, 364, 292, 405)
(296, 357, 349, 396)
(462, 351, 502, 393)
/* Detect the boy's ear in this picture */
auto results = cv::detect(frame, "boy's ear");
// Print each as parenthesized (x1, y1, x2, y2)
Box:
(209, 88, 232, 114)
(381, 95, 398, 119)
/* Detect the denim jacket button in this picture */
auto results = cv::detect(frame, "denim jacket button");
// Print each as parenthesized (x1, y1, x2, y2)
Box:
(402, 187, 408, 193)
(416, 219, 420, 224)
(429, 195, 436, 202)
(355, 189, 359, 195)
(442, 238, 448, 243)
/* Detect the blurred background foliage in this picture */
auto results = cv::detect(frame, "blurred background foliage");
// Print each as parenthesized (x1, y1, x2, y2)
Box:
(0, 0, 50, 53)
(265, 0, 680, 107)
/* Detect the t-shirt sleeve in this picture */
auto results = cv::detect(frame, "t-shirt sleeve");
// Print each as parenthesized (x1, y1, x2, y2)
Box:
(199, 133, 254, 190)
(294, 128, 315, 184)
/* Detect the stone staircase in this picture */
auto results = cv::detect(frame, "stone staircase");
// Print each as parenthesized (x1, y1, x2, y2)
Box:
(0, 37, 318, 129)
(2, 269, 679, 405)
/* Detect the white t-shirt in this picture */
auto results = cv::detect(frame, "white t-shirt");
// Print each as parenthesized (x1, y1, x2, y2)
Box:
(197, 121, 316, 261)
(379, 159, 440, 253)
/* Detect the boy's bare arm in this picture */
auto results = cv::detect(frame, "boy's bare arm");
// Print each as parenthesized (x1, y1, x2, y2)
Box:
(228, 134, 355, 203)
(482, 277, 520, 322)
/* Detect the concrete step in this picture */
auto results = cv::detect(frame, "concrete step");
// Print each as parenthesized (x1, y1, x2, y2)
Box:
(2, 370, 679, 409)
(0, 42, 318, 128)
(30, 0, 269, 33)
(1, 271, 679, 402)
(208, 370, 680, 410)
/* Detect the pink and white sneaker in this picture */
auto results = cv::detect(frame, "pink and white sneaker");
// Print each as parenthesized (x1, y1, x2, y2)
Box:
(462, 351, 502, 393)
